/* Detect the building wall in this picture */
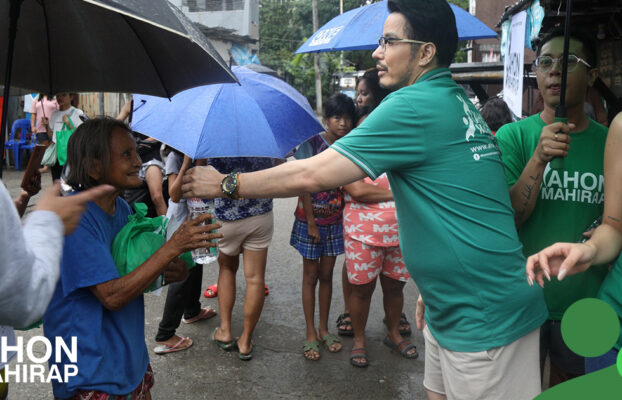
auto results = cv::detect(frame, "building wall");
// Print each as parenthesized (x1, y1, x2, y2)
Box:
(470, 0, 512, 63)
(177, 0, 259, 41)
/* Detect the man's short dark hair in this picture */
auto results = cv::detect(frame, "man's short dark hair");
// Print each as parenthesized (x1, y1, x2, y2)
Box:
(536, 26, 598, 68)
(480, 97, 513, 132)
(65, 117, 131, 190)
(387, 0, 458, 67)
(323, 93, 356, 122)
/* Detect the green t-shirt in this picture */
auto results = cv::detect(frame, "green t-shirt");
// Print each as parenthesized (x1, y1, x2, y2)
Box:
(332, 68, 547, 352)
(496, 114, 608, 320)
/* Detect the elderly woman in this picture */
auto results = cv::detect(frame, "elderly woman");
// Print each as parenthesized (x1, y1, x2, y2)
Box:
(42, 117, 221, 399)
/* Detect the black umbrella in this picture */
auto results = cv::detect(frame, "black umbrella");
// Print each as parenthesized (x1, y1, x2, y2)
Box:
(1, 0, 237, 177)
(550, 0, 573, 170)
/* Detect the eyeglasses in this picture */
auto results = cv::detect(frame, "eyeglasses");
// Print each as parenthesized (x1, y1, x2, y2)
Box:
(533, 54, 592, 72)
(377, 36, 426, 51)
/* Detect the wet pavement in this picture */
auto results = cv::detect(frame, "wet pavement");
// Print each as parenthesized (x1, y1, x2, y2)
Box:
(2, 167, 426, 400)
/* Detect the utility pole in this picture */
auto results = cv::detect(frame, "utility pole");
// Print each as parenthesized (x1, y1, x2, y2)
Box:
(339, 0, 344, 68)
(312, 0, 322, 114)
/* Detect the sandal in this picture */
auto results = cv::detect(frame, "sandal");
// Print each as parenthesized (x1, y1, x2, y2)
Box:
(321, 334, 342, 353)
(210, 327, 236, 351)
(383, 313, 412, 337)
(203, 284, 218, 298)
(182, 306, 217, 324)
(237, 341, 254, 361)
(382, 337, 418, 359)
(336, 313, 353, 336)
(302, 340, 320, 361)
(350, 347, 369, 368)
(153, 336, 193, 355)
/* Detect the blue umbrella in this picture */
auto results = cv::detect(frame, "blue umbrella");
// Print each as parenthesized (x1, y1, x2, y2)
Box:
(131, 66, 323, 159)
(295, 0, 497, 53)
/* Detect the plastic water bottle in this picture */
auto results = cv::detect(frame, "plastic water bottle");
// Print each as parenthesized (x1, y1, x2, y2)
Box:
(187, 198, 218, 264)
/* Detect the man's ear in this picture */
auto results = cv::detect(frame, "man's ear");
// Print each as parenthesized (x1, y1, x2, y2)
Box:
(586, 67, 599, 87)
(418, 42, 438, 67)
(88, 160, 103, 182)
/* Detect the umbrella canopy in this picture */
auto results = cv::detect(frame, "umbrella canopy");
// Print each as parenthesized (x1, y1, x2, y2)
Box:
(131, 66, 323, 159)
(0, 0, 236, 96)
(295, 0, 497, 54)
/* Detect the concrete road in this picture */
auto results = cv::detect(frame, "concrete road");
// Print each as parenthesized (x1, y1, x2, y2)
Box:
(2, 168, 426, 400)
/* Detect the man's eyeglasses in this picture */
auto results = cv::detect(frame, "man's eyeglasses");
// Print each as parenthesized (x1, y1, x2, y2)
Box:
(533, 54, 592, 72)
(378, 36, 426, 51)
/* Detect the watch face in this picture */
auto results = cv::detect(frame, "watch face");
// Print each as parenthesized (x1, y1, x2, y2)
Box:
(223, 177, 236, 193)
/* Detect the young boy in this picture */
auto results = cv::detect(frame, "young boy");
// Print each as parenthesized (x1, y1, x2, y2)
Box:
(290, 93, 355, 361)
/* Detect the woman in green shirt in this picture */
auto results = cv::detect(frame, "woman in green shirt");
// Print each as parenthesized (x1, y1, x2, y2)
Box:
(526, 112, 622, 372)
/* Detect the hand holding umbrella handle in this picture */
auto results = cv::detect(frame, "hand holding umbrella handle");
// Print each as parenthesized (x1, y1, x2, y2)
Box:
(550, 105, 568, 170)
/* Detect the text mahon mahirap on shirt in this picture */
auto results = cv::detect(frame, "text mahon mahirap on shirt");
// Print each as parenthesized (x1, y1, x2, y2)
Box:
(541, 166, 604, 204)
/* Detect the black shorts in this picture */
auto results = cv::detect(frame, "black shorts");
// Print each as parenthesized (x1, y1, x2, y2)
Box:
(540, 319, 585, 375)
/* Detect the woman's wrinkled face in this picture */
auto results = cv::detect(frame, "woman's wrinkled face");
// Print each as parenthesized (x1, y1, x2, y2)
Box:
(356, 79, 374, 108)
(103, 128, 143, 189)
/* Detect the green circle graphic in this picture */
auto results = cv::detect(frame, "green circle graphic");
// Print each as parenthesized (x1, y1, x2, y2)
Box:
(617, 349, 622, 377)
(561, 298, 620, 358)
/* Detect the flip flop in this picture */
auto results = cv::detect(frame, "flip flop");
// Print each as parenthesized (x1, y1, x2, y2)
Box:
(203, 284, 218, 298)
(302, 340, 321, 361)
(182, 307, 217, 324)
(336, 313, 353, 336)
(153, 336, 193, 355)
(237, 341, 254, 361)
(350, 347, 369, 368)
(382, 337, 418, 359)
(321, 334, 342, 353)
(210, 327, 235, 351)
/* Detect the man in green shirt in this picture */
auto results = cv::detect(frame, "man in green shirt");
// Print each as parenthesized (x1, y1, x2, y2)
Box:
(182, 1, 547, 398)
(496, 28, 607, 386)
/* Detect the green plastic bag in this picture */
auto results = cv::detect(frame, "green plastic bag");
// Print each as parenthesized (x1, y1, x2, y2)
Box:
(55, 116, 75, 166)
(111, 203, 195, 293)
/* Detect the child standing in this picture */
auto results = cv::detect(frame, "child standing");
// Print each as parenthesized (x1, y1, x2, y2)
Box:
(290, 93, 355, 361)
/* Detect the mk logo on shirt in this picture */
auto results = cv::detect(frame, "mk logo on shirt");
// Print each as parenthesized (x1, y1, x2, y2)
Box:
(541, 164, 604, 204)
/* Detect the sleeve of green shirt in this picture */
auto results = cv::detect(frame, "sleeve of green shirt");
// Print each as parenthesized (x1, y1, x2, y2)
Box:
(495, 123, 526, 187)
(331, 93, 427, 179)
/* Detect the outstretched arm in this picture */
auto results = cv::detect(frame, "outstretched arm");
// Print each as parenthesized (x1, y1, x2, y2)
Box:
(343, 180, 393, 203)
(182, 148, 367, 199)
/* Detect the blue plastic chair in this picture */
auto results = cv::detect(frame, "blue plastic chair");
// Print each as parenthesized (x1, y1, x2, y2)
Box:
(20, 130, 38, 169)
(3, 119, 30, 170)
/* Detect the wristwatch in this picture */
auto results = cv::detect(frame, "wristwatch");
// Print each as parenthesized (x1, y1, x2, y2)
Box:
(221, 172, 241, 199)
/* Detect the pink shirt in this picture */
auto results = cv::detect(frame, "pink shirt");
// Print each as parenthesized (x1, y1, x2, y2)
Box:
(343, 173, 400, 247)
(30, 97, 58, 133)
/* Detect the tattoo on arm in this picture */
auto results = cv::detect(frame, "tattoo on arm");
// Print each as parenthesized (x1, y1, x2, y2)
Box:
(516, 173, 541, 217)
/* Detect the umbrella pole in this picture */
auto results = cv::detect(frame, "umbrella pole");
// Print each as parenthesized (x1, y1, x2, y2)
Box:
(0, 0, 24, 179)
(550, 0, 573, 170)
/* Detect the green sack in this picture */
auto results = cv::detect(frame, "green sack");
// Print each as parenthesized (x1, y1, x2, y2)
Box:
(41, 142, 57, 166)
(111, 203, 195, 293)
(55, 116, 75, 166)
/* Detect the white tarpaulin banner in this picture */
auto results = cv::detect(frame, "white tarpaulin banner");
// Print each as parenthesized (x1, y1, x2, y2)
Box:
(503, 10, 527, 118)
